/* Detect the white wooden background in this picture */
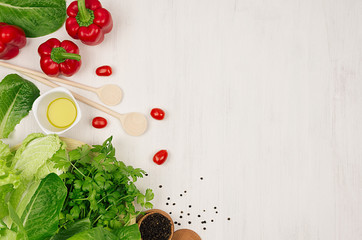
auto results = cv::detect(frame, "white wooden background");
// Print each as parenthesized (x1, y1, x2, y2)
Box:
(2, 0, 362, 239)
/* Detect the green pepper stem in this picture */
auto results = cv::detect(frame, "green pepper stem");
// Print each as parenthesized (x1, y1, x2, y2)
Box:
(58, 52, 81, 61)
(77, 0, 91, 23)
(51, 47, 81, 64)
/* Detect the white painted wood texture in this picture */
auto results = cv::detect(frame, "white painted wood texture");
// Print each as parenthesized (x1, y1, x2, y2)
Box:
(2, 0, 362, 239)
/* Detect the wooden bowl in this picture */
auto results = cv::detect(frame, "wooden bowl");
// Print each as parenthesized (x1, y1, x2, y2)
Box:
(137, 209, 174, 240)
(172, 229, 201, 240)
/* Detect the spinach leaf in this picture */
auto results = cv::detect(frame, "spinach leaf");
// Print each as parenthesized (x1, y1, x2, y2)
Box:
(67, 227, 118, 240)
(0, 74, 40, 139)
(50, 219, 91, 240)
(0, 0, 66, 38)
(21, 173, 67, 240)
(112, 224, 141, 240)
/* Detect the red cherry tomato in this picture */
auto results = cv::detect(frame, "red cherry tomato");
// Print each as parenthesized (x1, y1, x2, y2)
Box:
(96, 65, 112, 76)
(92, 117, 108, 129)
(153, 150, 168, 165)
(150, 108, 165, 120)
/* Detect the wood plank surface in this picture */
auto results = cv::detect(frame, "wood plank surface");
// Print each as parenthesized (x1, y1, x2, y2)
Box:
(2, 0, 362, 239)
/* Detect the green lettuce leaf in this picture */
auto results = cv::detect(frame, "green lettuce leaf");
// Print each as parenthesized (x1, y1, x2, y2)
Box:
(0, 160, 20, 219)
(0, 185, 13, 219)
(2, 133, 65, 226)
(112, 224, 141, 240)
(0, 0, 67, 38)
(21, 173, 67, 240)
(0, 141, 12, 163)
(7, 203, 27, 239)
(50, 219, 91, 240)
(0, 141, 19, 219)
(12, 133, 65, 182)
(67, 227, 118, 240)
(0, 228, 17, 240)
(0, 74, 40, 139)
(0, 160, 20, 188)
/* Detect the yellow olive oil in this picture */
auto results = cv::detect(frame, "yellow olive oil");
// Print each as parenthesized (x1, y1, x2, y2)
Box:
(47, 98, 77, 128)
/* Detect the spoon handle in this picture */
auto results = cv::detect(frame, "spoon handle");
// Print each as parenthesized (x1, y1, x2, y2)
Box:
(21, 72, 122, 120)
(0, 61, 96, 92)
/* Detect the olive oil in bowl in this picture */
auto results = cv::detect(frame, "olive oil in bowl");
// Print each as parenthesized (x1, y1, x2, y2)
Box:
(47, 98, 77, 128)
(32, 87, 81, 134)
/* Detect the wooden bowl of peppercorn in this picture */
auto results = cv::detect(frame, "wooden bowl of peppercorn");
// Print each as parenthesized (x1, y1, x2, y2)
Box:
(138, 209, 174, 240)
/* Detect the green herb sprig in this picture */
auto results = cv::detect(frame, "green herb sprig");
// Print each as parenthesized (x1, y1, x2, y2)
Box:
(52, 137, 153, 230)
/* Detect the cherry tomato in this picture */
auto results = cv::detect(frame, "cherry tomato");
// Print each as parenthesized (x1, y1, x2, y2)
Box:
(92, 117, 108, 129)
(153, 150, 168, 165)
(150, 108, 165, 120)
(96, 65, 112, 76)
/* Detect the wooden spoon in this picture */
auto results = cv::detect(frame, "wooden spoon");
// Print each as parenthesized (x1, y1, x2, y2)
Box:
(0, 61, 123, 106)
(21, 72, 147, 136)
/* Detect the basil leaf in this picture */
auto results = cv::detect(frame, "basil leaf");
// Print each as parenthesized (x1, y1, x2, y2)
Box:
(50, 219, 91, 240)
(0, 74, 40, 139)
(112, 224, 141, 240)
(21, 173, 67, 240)
(0, 0, 66, 38)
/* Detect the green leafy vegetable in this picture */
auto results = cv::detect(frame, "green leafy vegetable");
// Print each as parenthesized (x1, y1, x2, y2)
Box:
(0, 0, 67, 38)
(0, 74, 40, 138)
(0, 141, 12, 162)
(0, 228, 17, 240)
(7, 203, 27, 239)
(12, 133, 65, 182)
(5, 133, 65, 224)
(66, 227, 117, 240)
(0, 141, 19, 219)
(50, 218, 91, 240)
(20, 173, 67, 240)
(112, 224, 141, 240)
(56, 137, 153, 231)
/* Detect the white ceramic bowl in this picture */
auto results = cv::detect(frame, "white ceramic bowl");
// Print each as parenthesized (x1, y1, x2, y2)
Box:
(32, 87, 81, 134)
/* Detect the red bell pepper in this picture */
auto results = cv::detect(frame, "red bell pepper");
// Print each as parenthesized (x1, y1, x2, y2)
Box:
(0, 23, 26, 60)
(65, 0, 113, 46)
(38, 38, 81, 77)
